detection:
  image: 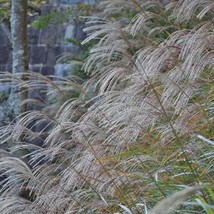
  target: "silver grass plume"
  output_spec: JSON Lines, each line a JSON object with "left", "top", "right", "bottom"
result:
{"left": 0, "top": 0, "right": 213, "bottom": 213}
{"left": 149, "top": 186, "right": 203, "bottom": 214}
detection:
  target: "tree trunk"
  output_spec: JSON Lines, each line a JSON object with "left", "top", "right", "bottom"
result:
{"left": 11, "top": 0, "right": 28, "bottom": 114}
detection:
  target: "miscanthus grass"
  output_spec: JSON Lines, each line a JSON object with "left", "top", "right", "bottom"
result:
{"left": 0, "top": 0, "right": 213, "bottom": 213}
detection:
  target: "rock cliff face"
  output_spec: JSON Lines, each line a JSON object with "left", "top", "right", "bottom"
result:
{"left": 28, "top": 2, "right": 90, "bottom": 78}
{"left": 0, "top": 0, "right": 93, "bottom": 83}
{"left": 0, "top": 0, "right": 93, "bottom": 121}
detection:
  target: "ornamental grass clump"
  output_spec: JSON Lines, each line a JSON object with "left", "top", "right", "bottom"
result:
{"left": 0, "top": 0, "right": 213, "bottom": 213}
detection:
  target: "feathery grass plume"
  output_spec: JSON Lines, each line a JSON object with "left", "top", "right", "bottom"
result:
{"left": 149, "top": 186, "right": 203, "bottom": 214}
{"left": 0, "top": 0, "right": 213, "bottom": 213}
{"left": 170, "top": 0, "right": 214, "bottom": 21}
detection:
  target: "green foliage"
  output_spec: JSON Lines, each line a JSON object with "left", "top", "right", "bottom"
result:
{"left": 31, "top": 10, "right": 67, "bottom": 29}
{"left": 31, "top": 3, "right": 96, "bottom": 29}
{"left": 0, "top": 0, "right": 46, "bottom": 22}
{"left": 196, "top": 188, "right": 214, "bottom": 214}
{"left": 0, "top": 91, "right": 9, "bottom": 102}
{"left": 0, "top": 0, "right": 10, "bottom": 21}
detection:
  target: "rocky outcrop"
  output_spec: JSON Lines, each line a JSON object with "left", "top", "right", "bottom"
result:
{"left": 0, "top": 0, "right": 94, "bottom": 122}
{"left": 28, "top": 1, "right": 91, "bottom": 77}
{"left": 0, "top": 0, "right": 93, "bottom": 84}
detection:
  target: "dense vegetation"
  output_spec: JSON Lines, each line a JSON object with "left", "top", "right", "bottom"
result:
{"left": 0, "top": 0, "right": 213, "bottom": 213}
